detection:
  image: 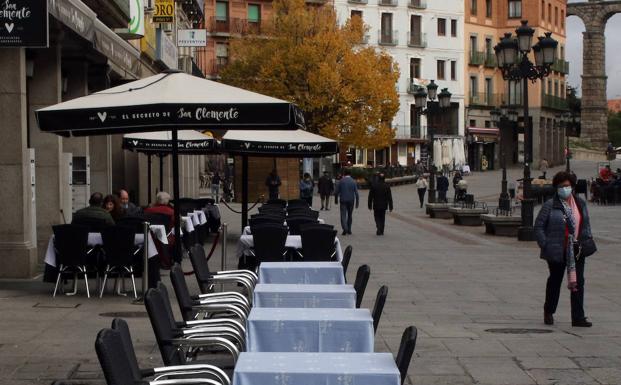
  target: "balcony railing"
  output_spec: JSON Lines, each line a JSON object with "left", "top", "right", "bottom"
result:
{"left": 394, "top": 125, "right": 424, "bottom": 140}
{"left": 551, "top": 59, "right": 569, "bottom": 74}
{"left": 206, "top": 58, "right": 229, "bottom": 78}
{"left": 407, "top": 32, "right": 427, "bottom": 48}
{"left": 378, "top": 30, "right": 398, "bottom": 46}
{"left": 379, "top": 0, "right": 398, "bottom": 6}
{"left": 469, "top": 51, "right": 485, "bottom": 66}
{"left": 348, "top": 0, "right": 368, "bottom": 4}
{"left": 469, "top": 92, "right": 504, "bottom": 107}
{"left": 207, "top": 17, "right": 264, "bottom": 35}
{"left": 542, "top": 94, "right": 569, "bottom": 110}
{"left": 407, "top": 78, "right": 422, "bottom": 94}
{"left": 484, "top": 53, "right": 496, "bottom": 68}
{"left": 408, "top": 0, "right": 426, "bottom": 9}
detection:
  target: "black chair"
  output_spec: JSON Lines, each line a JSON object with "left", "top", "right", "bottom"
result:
{"left": 100, "top": 225, "right": 139, "bottom": 298}
{"left": 341, "top": 245, "right": 353, "bottom": 282}
{"left": 188, "top": 245, "right": 256, "bottom": 301}
{"left": 287, "top": 209, "right": 320, "bottom": 220}
{"left": 266, "top": 199, "right": 287, "bottom": 207}
{"left": 143, "top": 212, "right": 171, "bottom": 229}
{"left": 71, "top": 216, "right": 110, "bottom": 233}
{"left": 116, "top": 216, "right": 147, "bottom": 233}
{"left": 353, "top": 264, "right": 371, "bottom": 308}
{"left": 174, "top": 198, "right": 200, "bottom": 215}
{"left": 395, "top": 326, "right": 418, "bottom": 385}
{"left": 96, "top": 323, "right": 229, "bottom": 385}
{"left": 372, "top": 285, "right": 388, "bottom": 334}
{"left": 251, "top": 223, "right": 289, "bottom": 263}
{"left": 169, "top": 265, "right": 249, "bottom": 326}
{"left": 52, "top": 224, "right": 92, "bottom": 298}
{"left": 111, "top": 318, "right": 231, "bottom": 385}
{"left": 249, "top": 216, "right": 283, "bottom": 227}
{"left": 287, "top": 199, "right": 308, "bottom": 208}
{"left": 144, "top": 288, "right": 240, "bottom": 366}
{"left": 299, "top": 225, "right": 337, "bottom": 261}
{"left": 286, "top": 216, "right": 317, "bottom": 235}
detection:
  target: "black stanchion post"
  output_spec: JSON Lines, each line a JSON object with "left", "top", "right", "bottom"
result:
{"left": 147, "top": 154, "right": 152, "bottom": 204}
{"left": 172, "top": 129, "right": 183, "bottom": 262}
{"left": 241, "top": 155, "right": 249, "bottom": 231}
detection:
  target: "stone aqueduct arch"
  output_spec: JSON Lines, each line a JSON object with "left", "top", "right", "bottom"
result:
{"left": 567, "top": 0, "right": 621, "bottom": 148}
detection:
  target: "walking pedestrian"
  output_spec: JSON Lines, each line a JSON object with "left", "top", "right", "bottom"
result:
{"left": 452, "top": 171, "right": 462, "bottom": 200}
{"left": 368, "top": 173, "right": 393, "bottom": 235}
{"left": 415, "top": 176, "right": 428, "bottom": 208}
{"left": 318, "top": 171, "right": 334, "bottom": 210}
{"left": 265, "top": 169, "right": 282, "bottom": 200}
{"left": 436, "top": 174, "right": 449, "bottom": 203}
{"left": 535, "top": 171, "right": 597, "bottom": 327}
{"left": 211, "top": 172, "right": 221, "bottom": 202}
{"left": 334, "top": 168, "right": 359, "bottom": 235}
{"left": 299, "top": 173, "right": 314, "bottom": 207}
{"left": 539, "top": 158, "right": 549, "bottom": 179}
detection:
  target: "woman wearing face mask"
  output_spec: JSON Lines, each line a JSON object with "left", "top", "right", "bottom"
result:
{"left": 535, "top": 171, "right": 597, "bottom": 327}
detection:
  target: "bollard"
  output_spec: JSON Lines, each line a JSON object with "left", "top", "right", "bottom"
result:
{"left": 142, "top": 221, "right": 150, "bottom": 296}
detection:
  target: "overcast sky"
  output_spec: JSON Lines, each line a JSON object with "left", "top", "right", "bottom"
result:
{"left": 566, "top": 0, "right": 621, "bottom": 98}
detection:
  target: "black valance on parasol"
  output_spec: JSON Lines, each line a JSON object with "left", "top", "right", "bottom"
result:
{"left": 221, "top": 130, "right": 338, "bottom": 157}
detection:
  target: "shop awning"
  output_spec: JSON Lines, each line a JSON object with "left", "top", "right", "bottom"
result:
{"left": 468, "top": 127, "right": 499, "bottom": 136}
{"left": 122, "top": 130, "right": 217, "bottom": 154}
{"left": 221, "top": 129, "right": 338, "bottom": 157}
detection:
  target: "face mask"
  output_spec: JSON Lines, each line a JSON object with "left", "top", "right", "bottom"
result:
{"left": 557, "top": 186, "right": 572, "bottom": 199}
{"left": 122, "top": 203, "right": 129, "bottom": 209}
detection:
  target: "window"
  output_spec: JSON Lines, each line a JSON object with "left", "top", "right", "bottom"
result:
{"left": 485, "top": 77, "right": 492, "bottom": 103}
{"left": 351, "top": 10, "right": 362, "bottom": 19}
{"left": 469, "top": 119, "right": 476, "bottom": 127}
{"left": 508, "top": 80, "right": 522, "bottom": 104}
{"left": 380, "top": 13, "right": 393, "bottom": 43}
{"left": 410, "top": 58, "right": 421, "bottom": 79}
{"left": 548, "top": 3, "right": 551, "bottom": 22}
{"left": 216, "top": 43, "right": 229, "bottom": 68}
{"left": 508, "top": 0, "right": 522, "bottom": 18}
{"left": 437, "top": 60, "right": 445, "bottom": 80}
{"left": 547, "top": 79, "right": 552, "bottom": 95}
{"left": 554, "top": 80, "right": 559, "bottom": 97}
{"left": 470, "top": 0, "right": 477, "bottom": 15}
{"left": 450, "top": 19, "right": 457, "bottom": 37}
{"left": 451, "top": 61, "right": 457, "bottom": 80}
{"left": 554, "top": 6, "right": 558, "bottom": 26}
{"left": 410, "top": 15, "right": 422, "bottom": 45}
{"left": 398, "top": 143, "right": 407, "bottom": 158}
{"left": 561, "top": 10, "right": 565, "bottom": 29}
{"left": 216, "top": 1, "right": 228, "bottom": 21}
{"left": 437, "top": 18, "right": 446, "bottom": 36}
{"left": 484, "top": 120, "right": 491, "bottom": 128}
{"left": 560, "top": 45, "right": 564, "bottom": 60}
{"left": 485, "top": 37, "right": 492, "bottom": 56}
{"left": 469, "top": 76, "right": 478, "bottom": 97}
{"left": 248, "top": 4, "right": 260, "bottom": 23}
{"left": 486, "top": 0, "right": 492, "bottom": 18}
{"left": 541, "top": 0, "right": 545, "bottom": 19}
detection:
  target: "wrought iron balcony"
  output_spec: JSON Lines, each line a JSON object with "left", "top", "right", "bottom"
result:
{"left": 378, "top": 30, "right": 398, "bottom": 46}
{"left": 348, "top": 0, "right": 369, "bottom": 4}
{"left": 408, "top": 0, "right": 427, "bottom": 9}
{"left": 394, "top": 125, "right": 425, "bottom": 140}
{"left": 484, "top": 53, "right": 496, "bottom": 68}
{"left": 551, "top": 59, "right": 569, "bottom": 74}
{"left": 407, "top": 32, "right": 427, "bottom": 48}
{"left": 469, "top": 93, "right": 504, "bottom": 108}
{"left": 379, "top": 0, "right": 398, "bottom": 6}
{"left": 542, "top": 94, "right": 569, "bottom": 110}
{"left": 407, "top": 78, "right": 422, "bottom": 94}
{"left": 469, "top": 51, "right": 485, "bottom": 66}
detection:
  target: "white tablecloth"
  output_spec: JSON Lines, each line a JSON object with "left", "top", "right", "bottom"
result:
{"left": 149, "top": 224, "right": 168, "bottom": 245}
{"left": 181, "top": 216, "right": 194, "bottom": 233}
{"left": 258, "top": 262, "right": 345, "bottom": 284}
{"left": 236, "top": 235, "right": 343, "bottom": 261}
{"left": 242, "top": 219, "right": 325, "bottom": 235}
{"left": 253, "top": 284, "right": 356, "bottom": 308}
{"left": 233, "top": 352, "right": 400, "bottom": 385}
{"left": 193, "top": 210, "right": 207, "bottom": 225}
{"left": 246, "top": 308, "right": 373, "bottom": 353}
{"left": 44, "top": 232, "right": 158, "bottom": 267}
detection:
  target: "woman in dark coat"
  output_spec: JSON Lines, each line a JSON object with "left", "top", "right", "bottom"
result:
{"left": 535, "top": 171, "right": 596, "bottom": 327}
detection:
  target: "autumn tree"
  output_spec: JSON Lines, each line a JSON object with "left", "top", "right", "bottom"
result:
{"left": 220, "top": 0, "right": 400, "bottom": 149}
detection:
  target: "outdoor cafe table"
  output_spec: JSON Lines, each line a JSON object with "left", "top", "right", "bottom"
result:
{"left": 181, "top": 216, "right": 195, "bottom": 233}
{"left": 253, "top": 284, "right": 356, "bottom": 308}
{"left": 246, "top": 307, "right": 373, "bottom": 352}
{"left": 233, "top": 352, "right": 400, "bottom": 385}
{"left": 236, "top": 235, "right": 343, "bottom": 261}
{"left": 44, "top": 232, "right": 158, "bottom": 267}
{"left": 258, "top": 262, "right": 345, "bottom": 284}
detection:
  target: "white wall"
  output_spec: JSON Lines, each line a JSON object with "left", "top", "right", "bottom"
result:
{"left": 335, "top": 0, "right": 465, "bottom": 139}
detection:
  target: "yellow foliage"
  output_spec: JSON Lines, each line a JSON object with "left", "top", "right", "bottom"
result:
{"left": 220, "top": 0, "right": 400, "bottom": 149}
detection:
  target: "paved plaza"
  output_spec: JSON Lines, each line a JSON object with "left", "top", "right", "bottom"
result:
{"left": 0, "top": 160, "right": 620, "bottom": 385}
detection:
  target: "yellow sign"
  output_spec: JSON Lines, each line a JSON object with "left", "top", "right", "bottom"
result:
{"left": 140, "top": 16, "right": 157, "bottom": 60}
{"left": 154, "top": 0, "right": 175, "bottom": 23}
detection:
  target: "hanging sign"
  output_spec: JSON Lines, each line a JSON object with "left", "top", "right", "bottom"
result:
{"left": 177, "top": 28, "right": 206, "bottom": 47}
{"left": 0, "top": 0, "right": 48, "bottom": 47}
{"left": 153, "top": 0, "right": 174, "bottom": 23}
{"left": 128, "top": 0, "right": 145, "bottom": 37}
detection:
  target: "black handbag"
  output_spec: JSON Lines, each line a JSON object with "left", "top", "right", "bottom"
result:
{"left": 579, "top": 237, "right": 597, "bottom": 258}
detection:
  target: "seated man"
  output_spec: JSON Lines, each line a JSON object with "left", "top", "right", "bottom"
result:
{"left": 599, "top": 165, "right": 613, "bottom": 182}
{"left": 72, "top": 192, "right": 115, "bottom": 228}
{"left": 117, "top": 189, "right": 142, "bottom": 217}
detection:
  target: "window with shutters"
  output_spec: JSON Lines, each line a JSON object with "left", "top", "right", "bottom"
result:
{"left": 437, "top": 18, "right": 446, "bottom": 36}
{"left": 437, "top": 60, "right": 445, "bottom": 80}
{"left": 508, "top": 0, "right": 521, "bottom": 18}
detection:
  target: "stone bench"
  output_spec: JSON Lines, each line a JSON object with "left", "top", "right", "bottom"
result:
{"left": 426, "top": 203, "right": 452, "bottom": 219}
{"left": 481, "top": 214, "right": 522, "bottom": 237}
{"left": 448, "top": 207, "right": 489, "bottom": 226}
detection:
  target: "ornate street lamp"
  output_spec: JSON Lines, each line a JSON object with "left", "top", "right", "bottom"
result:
{"left": 558, "top": 111, "right": 576, "bottom": 172}
{"left": 491, "top": 105, "right": 518, "bottom": 213}
{"left": 415, "top": 80, "right": 452, "bottom": 204}
{"left": 494, "top": 20, "right": 558, "bottom": 241}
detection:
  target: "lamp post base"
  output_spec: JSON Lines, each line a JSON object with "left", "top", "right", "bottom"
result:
{"left": 518, "top": 198, "right": 536, "bottom": 241}
{"left": 428, "top": 188, "right": 437, "bottom": 204}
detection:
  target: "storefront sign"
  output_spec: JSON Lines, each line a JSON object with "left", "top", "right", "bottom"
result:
{"left": 123, "top": 137, "right": 215, "bottom": 153}
{"left": 177, "top": 28, "right": 206, "bottom": 47}
{"left": 48, "top": 0, "right": 96, "bottom": 41}
{"left": 153, "top": 0, "right": 174, "bottom": 23}
{"left": 93, "top": 19, "right": 140, "bottom": 78}
{"left": 0, "top": 0, "right": 48, "bottom": 47}
{"left": 156, "top": 28, "right": 178, "bottom": 69}
{"left": 128, "top": 0, "right": 144, "bottom": 37}
{"left": 140, "top": 15, "right": 156, "bottom": 60}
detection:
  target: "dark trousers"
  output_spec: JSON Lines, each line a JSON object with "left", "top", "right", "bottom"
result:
{"left": 438, "top": 190, "right": 447, "bottom": 203}
{"left": 303, "top": 196, "right": 313, "bottom": 207}
{"left": 374, "top": 209, "right": 386, "bottom": 234}
{"left": 340, "top": 201, "right": 354, "bottom": 233}
{"left": 417, "top": 188, "right": 427, "bottom": 208}
{"left": 544, "top": 256, "right": 586, "bottom": 321}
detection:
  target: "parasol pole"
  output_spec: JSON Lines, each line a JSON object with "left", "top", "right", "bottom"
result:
{"left": 147, "top": 154, "right": 152, "bottom": 204}
{"left": 171, "top": 128, "right": 182, "bottom": 263}
{"left": 159, "top": 154, "right": 164, "bottom": 192}
{"left": 241, "top": 155, "right": 249, "bottom": 231}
